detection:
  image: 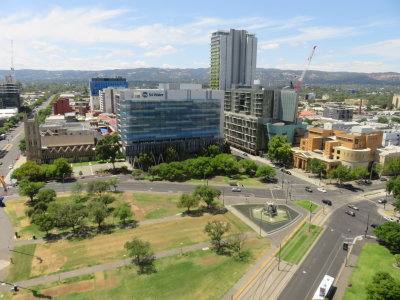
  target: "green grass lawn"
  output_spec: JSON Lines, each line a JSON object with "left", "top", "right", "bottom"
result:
{"left": 131, "top": 193, "right": 182, "bottom": 220}
{"left": 5, "top": 244, "right": 37, "bottom": 282}
{"left": 187, "top": 175, "right": 265, "bottom": 186}
{"left": 278, "top": 222, "right": 323, "bottom": 264}
{"left": 292, "top": 200, "right": 318, "bottom": 212}
{"left": 4, "top": 237, "right": 269, "bottom": 300}
{"left": 343, "top": 243, "right": 400, "bottom": 300}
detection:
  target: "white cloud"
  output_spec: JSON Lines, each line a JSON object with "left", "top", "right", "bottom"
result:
{"left": 144, "top": 45, "right": 180, "bottom": 58}
{"left": 355, "top": 39, "right": 400, "bottom": 59}
{"left": 192, "top": 61, "right": 209, "bottom": 67}
{"left": 260, "top": 43, "right": 279, "bottom": 50}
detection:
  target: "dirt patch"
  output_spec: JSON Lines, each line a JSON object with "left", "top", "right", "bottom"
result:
{"left": 20, "top": 218, "right": 30, "bottom": 228}
{"left": 96, "top": 275, "right": 121, "bottom": 290}
{"left": 31, "top": 243, "right": 67, "bottom": 277}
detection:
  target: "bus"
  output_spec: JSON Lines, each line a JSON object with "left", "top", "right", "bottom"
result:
{"left": 312, "top": 275, "right": 334, "bottom": 300}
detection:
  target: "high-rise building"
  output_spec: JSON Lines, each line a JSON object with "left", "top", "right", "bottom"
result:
{"left": 210, "top": 29, "right": 257, "bottom": 90}
{"left": 0, "top": 75, "right": 21, "bottom": 109}
{"left": 89, "top": 77, "right": 128, "bottom": 111}
{"left": 116, "top": 88, "right": 224, "bottom": 162}
{"left": 224, "top": 88, "right": 300, "bottom": 154}
{"left": 53, "top": 98, "right": 71, "bottom": 115}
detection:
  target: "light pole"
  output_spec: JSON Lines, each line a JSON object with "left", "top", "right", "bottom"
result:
{"left": 364, "top": 212, "right": 370, "bottom": 238}
{"left": 308, "top": 199, "right": 312, "bottom": 232}
{"left": 281, "top": 171, "right": 285, "bottom": 188}
{"left": 259, "top": 208, "right": 263, "bottom": 236}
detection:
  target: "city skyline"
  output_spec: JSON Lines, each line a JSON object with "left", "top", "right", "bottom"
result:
{"left": 0, "top": 0, "right": 399, "bottom": 72}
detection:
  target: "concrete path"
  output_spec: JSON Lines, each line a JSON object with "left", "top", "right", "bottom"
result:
{"left": 0, "top": 232, "right": 258, "bottom": 292}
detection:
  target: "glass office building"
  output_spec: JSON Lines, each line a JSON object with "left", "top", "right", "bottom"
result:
{"left": 116, "top": 89, "right": 224, "bottom": 160}
{"left": 89, "top": 77, "right": 128, "bottom": 97}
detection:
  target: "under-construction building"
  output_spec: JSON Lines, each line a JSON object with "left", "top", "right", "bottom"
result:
{"left": 0, "top": 75, "right": 21, "bottom": 109}
{"left": 224, "top": 88, "right": 300, "bottom": 154}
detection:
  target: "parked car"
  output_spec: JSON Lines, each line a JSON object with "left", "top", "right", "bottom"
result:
{"left": 317, "top": 187, "right": 327, "bottom": 193}
{"left": 380, "top": 177, "right": 387, "bottom": 181}
{"left": 377, "top": 198, "right": 387, "bottom": 204}
{"left": 231, "top": 187, "right": 241, "bottom": 192}
{"left": 383, "top": 216, "right": 395, "bottom": 222}
{"left": 0, "top": 162, "right": 3, "bottom": 165}
{"left": 348, "top": 204, "right": 359, "bottom": 210}
{"left": 370, "top": 224, "right": 379, "bottom": 228}
{"left": 242, "top": 153, "right": 248, "bottom": 157}
{"left": 281, "top": 169, "right": 291, "bottom": 175}
{"left": 345, "top": 210, "right": 356, "bottom": 217}
{"left": 322, "top": 199, "right": 332, "bottom": 206}
{"left": 305, "top": 186, "right": 313, "bottom": 192}
{"left": 8, "top": 165, "right": 12, "bottom": 169}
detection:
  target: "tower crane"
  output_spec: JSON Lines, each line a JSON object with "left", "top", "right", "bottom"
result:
{"left": 294, "top": 45, "right": 317, "bottom": 90}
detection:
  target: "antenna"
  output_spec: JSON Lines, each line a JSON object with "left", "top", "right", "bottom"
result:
{"left": 10, "top": 40, "right": 15, "bottom": 82}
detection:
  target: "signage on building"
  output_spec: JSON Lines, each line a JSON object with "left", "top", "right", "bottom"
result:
{"left": 141, "top": 91, "right": 164, "bottom": 98}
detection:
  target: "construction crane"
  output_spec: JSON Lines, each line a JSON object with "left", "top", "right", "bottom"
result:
{"left": 294, "top": 45, "right": 317, "bottom": 90}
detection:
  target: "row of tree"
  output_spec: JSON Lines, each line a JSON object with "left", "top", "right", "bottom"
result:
{"left": 12, "top": 158, "right": 73, "bottom": 182}
{"left": 20, "top": 178, "right": 131, "bottom": 236}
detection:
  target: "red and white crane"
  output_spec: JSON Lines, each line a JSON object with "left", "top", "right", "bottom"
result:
{"left": 294, "top": 45, "right": 317, "bottom": 90}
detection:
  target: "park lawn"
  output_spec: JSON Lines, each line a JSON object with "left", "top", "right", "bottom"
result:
{"left": 127, "top": 193, "right": 182, "bottom": 221}
{"left": 18, "top": 211, "right": 253, "bottom": 280}
{"left": 5, "top": 244, "right": 37, "bottom": 282}
{"left": 343, "top": 243, "right": 400, "bottom": 300}
{"left": 292, "top": 200, "right": 318, "bottom": 212}
{"left": 6, "top": 237, "right": 269, "bottom": 300}
{"left": 278, "top": 222, "right": 323, "bottom": 264}
{"left": 187, "top": 175, "right": 265, "bottom": 186}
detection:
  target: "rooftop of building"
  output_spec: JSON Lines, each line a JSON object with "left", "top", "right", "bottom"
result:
{"left": 42, "top": 135, "right": 95, "bottom": 147}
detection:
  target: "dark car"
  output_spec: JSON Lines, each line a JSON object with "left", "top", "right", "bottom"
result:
{"left": 377, "top": 198, "right": 387, "bottom": 204}
{"left": 281, "top": 169, "right": 291, "bottom": 175}
{"left": 380, "top": 177, "right": 388, "bottom": 181}
{"left": 370, "top": 224, "right": 379, "bottom": 228}
{"left": 305, "top": 186, "right": 313, "bottom": 192}
{"left": 345, "top": 210, "right": 356, "bottom": 217}
{"left": 322, "top": 199, "right": 332, "bottom": 206}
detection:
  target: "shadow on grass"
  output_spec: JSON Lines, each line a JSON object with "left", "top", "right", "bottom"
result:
{"left": 182, "top": 207, "right": 228, "bottom": 218}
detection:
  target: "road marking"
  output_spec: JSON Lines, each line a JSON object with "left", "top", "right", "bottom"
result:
{"left": 11, "top": 130, "right": 23, "bottom": 143}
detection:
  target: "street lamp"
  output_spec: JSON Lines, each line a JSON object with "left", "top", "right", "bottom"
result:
{"left": 259, "top": 208, "right": 263, "bottom": 236}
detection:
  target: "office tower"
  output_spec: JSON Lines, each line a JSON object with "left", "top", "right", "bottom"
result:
{"left": 116, "top": 88, "right": 224, "bottom": 162}
{"left": 210, "top": 29, "right": 257, "bottom": 90}
{"left": 89, "top": 77, "right": 128, "bottom": 111}
{"left": 0, "top": 75, "right": 21, "bottom": 109}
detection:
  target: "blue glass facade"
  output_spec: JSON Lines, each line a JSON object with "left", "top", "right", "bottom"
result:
{"left": 89, "top": 78, "right": 128, "bottom": 97}
{"left": 118, "top": 99, "right": 221, "bottom": 144}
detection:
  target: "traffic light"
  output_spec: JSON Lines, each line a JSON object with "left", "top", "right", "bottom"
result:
{"left": 343, "top": 242, "right": 349, "bottom": 251}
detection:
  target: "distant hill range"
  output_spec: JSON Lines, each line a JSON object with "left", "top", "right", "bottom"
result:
{"left": 0, "top": 68, "right": 399, "bottom": 86}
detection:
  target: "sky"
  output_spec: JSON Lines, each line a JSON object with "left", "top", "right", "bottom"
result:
{"left": 0, "top": 0, "right": 399, "bottom": 73}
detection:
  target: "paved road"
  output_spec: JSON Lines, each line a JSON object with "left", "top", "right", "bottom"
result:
{"left": 277, "top": 200, "right": 383, "bottom": 300}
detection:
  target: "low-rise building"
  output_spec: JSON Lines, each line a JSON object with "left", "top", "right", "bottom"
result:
{"left": 392, "top": 94, "right": 400, "bottom": 110}
{"left": 323, "top": 107, "right": 353, "bottom": 121}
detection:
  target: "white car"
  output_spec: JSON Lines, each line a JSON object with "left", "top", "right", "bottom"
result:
{"left": 8, "top": 165, "right": 13, "bottom": 169}
{"left": 231, "top": 187, "right": 241, "bottom": 192}
{"left": 317, "top": 187, "right": 327, "bottom": 193}
{"left": 383, "top": 216, "right": 395, "bottom": 222}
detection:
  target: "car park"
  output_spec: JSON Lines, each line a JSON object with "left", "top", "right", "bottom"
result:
{"left": 345, "top": 210, "right": 356, "bottom": 217}
{"left": 377, "top": 198, "right": 387, "bottom": 204}
{"left": 348, "top": 204, "right": 359, "bottom": 210}
{"left": 305, "top": 186, "right": 313, "bottom": 192}
{"left": 231, "top": 187, "right": 241, "bottom": 192}
{"left": 322, "top": 199, "right": 332, "bottom": 206}
{"left": 383, "top": 216, "right": 395, "bottom": 222}
{"left": 317, "top": 187, "right": 327, "bottom": 193}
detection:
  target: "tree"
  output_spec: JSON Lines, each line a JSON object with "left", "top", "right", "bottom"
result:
{"left": 125, "top": 238, "right": 153, "bottom": 265}
{"left": 391, "top": 117, "right": 400, "bottom": 123}
{"left": 113, "top": 202, "right": 134, "bottom": 224}
{"left": 95, "top": 134, "right": 122, "bottom": 169}
{"left": 267, "top": 136, "right": 292, "bottom": 165}
{"left": 11, "top": 161, "right": 45, "bottom": 182}
{"left": 164, "top": 146, "right": 179, "bottom": 163}
{"left": 177, "top": 193, "right": 200, "bottom": 213}
{"left": 193, "top": 185, "right": 221, "bottom": 209}
{"left": 307, "top": 159, "right": 325, "bottom": 179}
{"left": 239, "top": 159, "right": 259, "bottom": 176}
{"left": 211, "top": 154, "right": 239, "bottom": 176}
{"left": 378, "top": 116, "right": 389, "bottom": 124}
{"left": 157, "top": 162, "right": 186, "bottom": 181}
{"left": 89, "top": 201, "right": 109, "bottom": 228}
{"left": 204, "top": 220, "right": 231, "bottom": 253}
{"left": 53, "top": 158, "right": 73, "bottom": 180}
{"left": 136, "top": 152, "right": 153, "bottom": 171}
{"left": 32, "top": 212, "right": 55, "bottom": 235}
{"left": 328, "top": 165, "right": 354, "bottom": 185}
{"left": 18, "top": 181, "right": 45, "bottom": 202}
{"left": 201, "top": 144, "right": 222, "bottom": 158}
{"left": 99, "top": 193, "right": 116, "bottom": 206}
{"left": 395, "top": 254, "right": 400, "bottom": 267}
{"left": 36, "top": 188, "right": 56, "bottom": 204}
{"left": 351, "top": 166, "right": 369, "bottom": 181}
{"left": 47, "top": 202, "right": 87, "bottom": 232}
{"left": 366, "top": 271, "right": 400, "bottom": 300}
{"left": 107, "top": 177, "right": 120, "bottom": 192}
{"left": 256, "top": 165, "right": 276, "bottom": 180}
{"left": 86, "top": 180, "right": 110, "bottom": 196}
{"left": 71, "top": 182, "right": 87, "bottom": 202}
{"left": 19, "top": 138, "right": 26, "bottom": 152}
{"left": 385, "top": 157, "right": 400, "bottom": 176}
{"left": 222, "top": 142, "right": 231, "bottom": 154}
{"left": 386, "top": 176, "right": 400, "bottom": 200}
{"left": 183, "top": 157, "right": 214, "bottom": 179}
{"left": 374, "top": 222, "right": 400, "bottom": 253}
